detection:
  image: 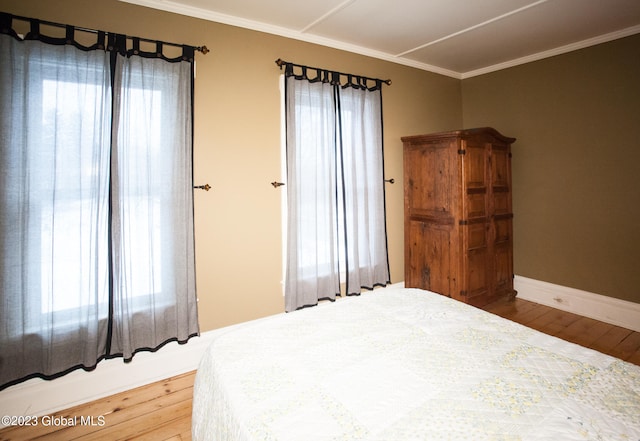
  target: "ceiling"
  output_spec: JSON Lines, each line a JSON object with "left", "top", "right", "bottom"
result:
{"left": 120, "top": 0, "right": 640, "bottom": 78}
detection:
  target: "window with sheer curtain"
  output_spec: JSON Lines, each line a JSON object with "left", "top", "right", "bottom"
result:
{"left": 282, "top": 64, "right": 391, "bottom": 312}
{"left": 0, "top": 14, "right": 199, "bottom": 391}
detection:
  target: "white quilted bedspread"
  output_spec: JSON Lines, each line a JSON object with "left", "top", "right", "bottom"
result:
{"left": 192, "top": 286, "right": 640, "bottom": 440}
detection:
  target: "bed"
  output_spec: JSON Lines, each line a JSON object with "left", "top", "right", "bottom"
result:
{"left": 192, "top": 285, "right": 640, "bottom": 440}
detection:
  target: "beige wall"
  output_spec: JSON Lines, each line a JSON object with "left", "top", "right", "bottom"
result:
{"left": 462, "top": 34, "right": 640, "bottom": 304}
{"left": 7, "top": 0, "right": 636, "bottom": 331}
{"left": 1, "top": 0, "right": 462, "bottom": 331}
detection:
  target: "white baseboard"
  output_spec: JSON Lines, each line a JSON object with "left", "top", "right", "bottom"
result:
{"left": 0, "top": 331, "right": 218, "bottom": 426}
{"left": 514, "top": 275, "right": 640, "bottom": 333}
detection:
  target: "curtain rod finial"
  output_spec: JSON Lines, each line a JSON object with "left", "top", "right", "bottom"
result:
{"left": 198, "top": 45, "right": 209, "bottom": 55}
{"left": 275, "top": 58, "right": 285, "bottom": 68}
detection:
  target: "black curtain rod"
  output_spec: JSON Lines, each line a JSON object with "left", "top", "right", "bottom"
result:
{"left": 2, "top": 12, "right": 209, "bottom": 54}
{"left": 275, "top": 58, "right": 391, "bottom": 87}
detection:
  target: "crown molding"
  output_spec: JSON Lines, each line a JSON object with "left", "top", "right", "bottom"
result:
{"left": 461, "top": 24, "right": 640, "bottom": 79}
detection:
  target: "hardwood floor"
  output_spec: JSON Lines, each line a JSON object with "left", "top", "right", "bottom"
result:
{"left": 0, "top": 371, "right": 196, "bottom": 441}
{"left": 483, "top": 297, "right": 640, "bottom": 365}
{"left": 1, "top": 297, "right": 639, "bottom": 440}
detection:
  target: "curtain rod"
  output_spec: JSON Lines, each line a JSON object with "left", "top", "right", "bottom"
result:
{"left": 3, "top": 12, "right": 209, "bottom": 54}
{"left": 275, "top": 58, "right": 391, "bottom": 87}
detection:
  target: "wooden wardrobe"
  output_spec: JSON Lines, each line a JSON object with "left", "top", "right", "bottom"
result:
{"left": 401, "top": 127, "right": 516, "bottom": 307}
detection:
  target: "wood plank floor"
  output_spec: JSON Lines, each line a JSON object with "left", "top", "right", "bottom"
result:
{"left": 483, "top": 297, "right": 640, "bottom": 365}
{"left": 1, "top": 297, "right": 639, "bottom": 440}
{"left": 0, "top": 371, "right": 196, "bottom": 441}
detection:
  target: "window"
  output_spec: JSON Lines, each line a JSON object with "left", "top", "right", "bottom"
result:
{"left": 0, "top": 19, "right": 199, "bottom": 391}
{"left": 281, "top": 65, "right": 390, "bottom": 312}
{"left": 16, "top": 48, "right": 112, "bottom": 335}
{"left": 280, "top": 77, "right": 345, "bottom": 281}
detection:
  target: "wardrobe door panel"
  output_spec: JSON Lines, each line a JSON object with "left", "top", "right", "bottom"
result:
{"left": 406, "top": 221, "right": 452, "bottom": 295}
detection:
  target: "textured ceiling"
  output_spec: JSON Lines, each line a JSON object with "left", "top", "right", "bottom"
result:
{"left": 120, "top": 0, "right": 640, "bottom": 78}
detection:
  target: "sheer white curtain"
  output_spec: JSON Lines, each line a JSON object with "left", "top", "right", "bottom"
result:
{"left": 0, "top": 21, "right": 199, "bottom": 390}
{"left": 110, "top": 53, "right": 198, "bottom": 359}
{"left": 0, "top": 36, "right": 112, "bottom": 385}
{"left": 338, "top": 86, "right": 390, "bottom": 294}
{"left": 285, "top": 80, "right": 340, "bottom": 311}
{"left": 284, "top": 73, "right": 390, "bottom": 312}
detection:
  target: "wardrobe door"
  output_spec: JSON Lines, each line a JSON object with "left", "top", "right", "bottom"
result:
{"left": 403, "top": 138, "right": 458, "bottom": 296}
{"left": 460, "top": 139, "right": 491, "bottom": 306}
{"left": 491, "top": 142, "right": 514, "bottom": 299}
